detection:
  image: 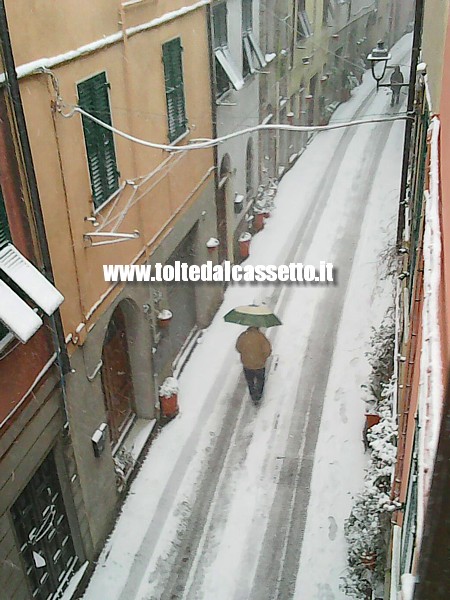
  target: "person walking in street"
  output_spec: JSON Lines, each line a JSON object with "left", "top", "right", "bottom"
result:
{"left": 390, "top": 65, "right": 404, "bottom": 106}
{"left": 236, "top": 326, "right": 272, "bottom": 405}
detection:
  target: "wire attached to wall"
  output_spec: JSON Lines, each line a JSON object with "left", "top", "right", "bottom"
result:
{"left": 59, "top": 102, "right": 410, "bottom": 153}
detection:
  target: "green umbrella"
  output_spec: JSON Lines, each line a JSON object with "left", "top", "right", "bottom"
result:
{"left": 224, "top": 304, "right": 282, "bottom": 327}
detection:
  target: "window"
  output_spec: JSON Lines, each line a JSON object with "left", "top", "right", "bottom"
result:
{"left": 323, "top": 0, "right": 334, "bottom": 26}
{"left": 242, "top": 0, "right": 267, "bottom": 78}
{"left": 242, "top": 0, "right": 253, "bottom": 31}
{"left": 213, "top": 2, "right": 244, "bottom": 95}
{"left": 0, "top": 188, "right": 11, "bottom": 250}
{"left": 11, "top": 452, "right": 78, "bottom": 600}
{"left": 77, "top": 72, "right": 119, "bottom": 210}
{"left": 0, "top": 190, "right": 64, "bottom": 345}
{"left": 0, "top": 192, "right": 10, "bottom": 251}
{"left": 162, "top": 38, "right": 188, "bottom": 142}
{"left": 297, "top": 0, "right": 313, "bottom": 41}
{"left": 213, "top": 2, "right": 228, "bottom": 48}
{"left": 246, "top": 138, "right": 253, "bottom": 197}
{"left": 0, "top": 191, "right": 11, "bottom": 342}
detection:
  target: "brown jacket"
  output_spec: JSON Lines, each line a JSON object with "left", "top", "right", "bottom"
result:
{"left": 236, "top": 327, "right": 272, "bottom": 370}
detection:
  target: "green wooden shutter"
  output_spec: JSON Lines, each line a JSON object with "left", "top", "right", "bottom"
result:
{"left": 78, "top": 72, "right": 119, "bottom": 209}
{"left": 0, "top": 189, "right": 11, "bottom": 250}
{"left": 162, "top": 38, "right": 187, "bottom": 142}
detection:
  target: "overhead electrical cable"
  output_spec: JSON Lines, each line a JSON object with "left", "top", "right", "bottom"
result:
{"left": 60, "top": 104, "right": 410, "bottom": 153}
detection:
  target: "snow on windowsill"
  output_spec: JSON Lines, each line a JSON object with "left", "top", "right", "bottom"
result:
{"left": 122, "top": 418, "right": 157, "bottom": 462}
{"left": 59, "top": 561, "right": 89, "bottom": 600}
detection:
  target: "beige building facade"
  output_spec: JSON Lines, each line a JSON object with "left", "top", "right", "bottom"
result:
{"left": 0, "top": 1, "right": 222, "bottom": 598}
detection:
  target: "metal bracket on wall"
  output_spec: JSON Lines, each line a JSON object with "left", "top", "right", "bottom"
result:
{"left": 83, "top": 230, "right": 140, "bottom": 247}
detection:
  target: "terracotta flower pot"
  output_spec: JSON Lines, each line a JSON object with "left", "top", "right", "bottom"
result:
{"left": 157, "top": 309, "right": 172, "bottom": 329}
{"left": 238, "top": 232, "right": 252, "bottom": 259}
{"left": 361, "top": 552, "right": 377, "bottom": 570}
{"left": 365, "top": 414, "right": 381, "bottom": 429}
{"left": 254, "top": 212, "right": 265, "bottom": 232}
{"left": 239, "top": 240, "right": 250, "bottom": 258}
{"left": 160, "top": 393, "right": 179, "bottom": 419}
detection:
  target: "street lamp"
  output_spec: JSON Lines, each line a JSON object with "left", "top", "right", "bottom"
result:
{"left": 367, "top": 41, "right": 392, "bottom": 89}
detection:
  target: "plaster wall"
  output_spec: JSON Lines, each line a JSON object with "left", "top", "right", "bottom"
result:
{"left": 422, "top": 0, "right": 449, "bottom": 113}
{"left": 9, "top": 3, "right": 215, "bottom": 348}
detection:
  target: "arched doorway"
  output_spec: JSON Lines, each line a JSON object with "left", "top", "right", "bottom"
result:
{"left": 101, "top": 303, "right": 135, "bottom": 446}
{"left": 216, "top": 154, "right": 230, "bottom": 264}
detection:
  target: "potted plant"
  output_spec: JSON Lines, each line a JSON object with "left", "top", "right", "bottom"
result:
{"left": 206, "top": 237, "right": 220, "bottom": 253}
{"left": 157, "top": 309, "right": 172, "bottom": 329}
{"left": 253, "top": 209, "right": 265, "bottom": 232}
{"left": 238, "top": 231, "right": 252, "bottom": 259}
{"left": 234, "top": 194, "right": 244, "bottom": 214}
{"left": 360, "top": 551, "right": 377, "bottom": 570}
{"left": 365, "top": 413, "right": 381, "bottom": 429}
{"left": 159, "top": 376, "right": 179, "bottom": 419}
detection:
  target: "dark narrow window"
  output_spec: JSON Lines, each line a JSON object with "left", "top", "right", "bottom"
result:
{"left": 77, "top": 72, "right": 119, "bottom": 210}
{"left": 162, "top": 38, "right": 187, "bottom": 143}
{"left": 242, "top": 0, "right": 253, "bottom": 78}
{"left": 323, "top": 0, "right": 333, "bottom": 26}
{"left": 242, "top": 0, "right": 253, "bottom": 32}
{"left": 213, "top": 2, "right": 246, "bottom": 96}
{"left": 213, "top": 2, "right": 228, "bottom": 48}
{"left": 0, "top": 190, "right": 11, "bottom": 341}
{"left": 246, "top": 139, "right": 253, "bottom": 197}
{"left": 242, "top": 0, "right": 266, "bottom": 79}
{"left": 214, "top": 2, "right": 231, "bottom": 96}
{"left": 0, "top": 188, "right": 11, "bottom": 250}
{"left": 297, "top": 0, "right": 313, "bottom": 41}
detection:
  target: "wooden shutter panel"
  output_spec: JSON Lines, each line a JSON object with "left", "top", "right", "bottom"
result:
{"left": 163, "top": 38, "right": 187, "bottom": 142}
{"left": 0, "top": 190, "right": 11, "bottom": 250}
{"left": 78, "top": 73, "right": 119, "bottom": 209}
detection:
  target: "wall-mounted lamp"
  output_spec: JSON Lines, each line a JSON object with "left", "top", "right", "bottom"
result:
{"left": 367, "top": 41, "right": 392, "bottom": 89}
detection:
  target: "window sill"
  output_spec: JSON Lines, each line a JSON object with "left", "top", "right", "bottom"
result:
{"left": 242, "top": 72, "right": 256, "bottom": 86}
{"left": 121, "top": 417, "right": 157, "bottom": 462}
{"left": 216, "top": 88, "right": 233, "bottom": 104}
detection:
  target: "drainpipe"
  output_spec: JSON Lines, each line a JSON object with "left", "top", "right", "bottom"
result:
{"left": 0, "top": 1, "right": 70, "bottom": 379}
{"left": 396, "top": 0, "right": 425, "bottom": 247}
{"left": 206, "top": 4, "right": 223, "bottom": 262}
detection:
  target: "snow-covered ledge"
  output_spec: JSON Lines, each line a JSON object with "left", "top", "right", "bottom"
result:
{"left": 417, "top": 117, "right": 444, "bottom": 548}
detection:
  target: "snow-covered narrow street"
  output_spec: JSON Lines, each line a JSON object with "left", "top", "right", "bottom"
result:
{"left": 82, "top": 34, "right": 411, "bottom": 600}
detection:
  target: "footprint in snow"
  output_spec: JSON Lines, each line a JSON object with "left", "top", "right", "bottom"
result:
{"left": 339, "top": 403, "right": 348, "bottom": 424}
{"left": 328, "top": 516, "right": 338, "bottom": 541}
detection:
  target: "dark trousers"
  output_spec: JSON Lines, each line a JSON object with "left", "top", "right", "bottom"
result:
{"left": 243, "top": 368, "right": 266, "bottom": 404}
{"left": 391, "top": 87, "right": 401, "bottom": 105}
